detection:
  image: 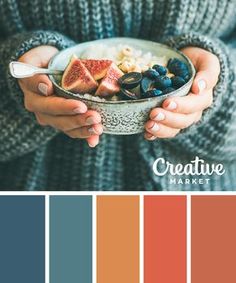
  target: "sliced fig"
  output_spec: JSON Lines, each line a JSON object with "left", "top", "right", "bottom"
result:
{"left": 95, "top": 63, "right": 124, "bottom": 96}
{"left": 61, "top": 55, "right": 98, "bottom": 94}
{"left": 81, "top": 59, "right": 113, "bottom": 80}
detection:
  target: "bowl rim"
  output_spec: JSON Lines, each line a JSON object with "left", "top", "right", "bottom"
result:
{"left": 49, "top": 37, "right": 196, "bottom": 105}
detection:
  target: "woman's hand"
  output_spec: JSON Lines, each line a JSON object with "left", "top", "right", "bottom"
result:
{"left": 145, "top": 47, "right": 220, "bottom": 140}
{"left": 18, "top": 46, "right": 102, "bottom": 147}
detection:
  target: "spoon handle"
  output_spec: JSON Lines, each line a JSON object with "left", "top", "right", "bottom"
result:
{"left": 9, "top": 61, "right": 63, "bottom": 79}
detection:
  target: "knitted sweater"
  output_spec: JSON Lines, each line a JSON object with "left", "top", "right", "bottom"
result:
{"left": 0, "top": 0, "right": 236, "bottom": 191}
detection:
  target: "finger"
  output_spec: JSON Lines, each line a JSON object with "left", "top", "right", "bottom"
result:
{"left": 149, "top": 108, "right": 202, "bottom": 129}
{"left": 19, "top": 45, "right": 59, "bottom": 67}
{"left": 86, "top": 135, "right": 100, "bottom": 147}
{"left": 24, "top": 91, "right": 88, "bottom": 115}
{"left": 19, "top": 74, "right": 54, "bottom": 96}
{"left": 162, "top": 90, "right": 213, "bottom": 114}
{"left": 144, "top": 132, "right": 157, "bottom": 141}
{"left": 65, "top": 124, "right": 103, "bottom": 139}
{"left": 145, "top": 120, "right": 180, "bottom": 138}
{"left": 36, "top": 111, "right": 102, "bottom": 131}
{"left": 191, "top": 54, "right": 220, "bottom": 94}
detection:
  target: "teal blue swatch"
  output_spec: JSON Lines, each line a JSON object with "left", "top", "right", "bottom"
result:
{"left": 50, "top": 196, "right": 92, "bottom": 283}
{"left": 0, "top": 196, "right": 45, "bottom": 283}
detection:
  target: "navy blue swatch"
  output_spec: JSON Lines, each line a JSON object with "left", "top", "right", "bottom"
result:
{"left": 50, "top": 196, "right": 92, "bottom": 283}
{"left": 0, "top": 196, "right": 45, "bottom": 283}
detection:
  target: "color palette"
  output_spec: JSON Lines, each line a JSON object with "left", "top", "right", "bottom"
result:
{"left": 0, "top": 194, "right": 236, "bottom": 283}
{"left": 144, "top": 196, "right": 186, "bottom": 283}
{"left": 0, "top": 196, "right": 45, "bottom": 283}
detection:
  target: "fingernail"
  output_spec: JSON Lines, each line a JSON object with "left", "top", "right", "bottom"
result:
{"left": 88, "top": 126, "right": 101, "bottom": 135}
{"left": 86, "top": 116, "right": 98, "bottom": 125}
{"left": 198, "top": 79, "right": 206, "bottom": 93}
{"left": 147, "top": 135, "right": 156, "bottom": 141}
{"left": 38, "top": 83, "right": 48, "bottom": 96}
{"left": 166, "top": 101, "right": 177, "bottom": 110}
{"left": 149, "top": 122, "right": 160, "bottom": 133}
{"left": 88, "top": 141, "right": 98, "bottom": 148}
{"left": 73, "top": 106, "right": 87, "bottom": 114}
{"left": 88, "top": 127, "right": 96, "bottom": 134}
{"left": 153, "top": 112, "right": 165, "bottom": 121}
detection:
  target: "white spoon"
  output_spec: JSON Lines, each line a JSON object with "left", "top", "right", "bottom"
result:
{"left": 9, "top": 61, "right": 63, "bottom": 79}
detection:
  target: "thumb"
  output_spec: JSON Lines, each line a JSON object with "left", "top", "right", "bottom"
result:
{"left": 20, "top": 74, "right": 54, "bottom": 96}
{"left": 19, "top": 46, "right": 58, "bottom": 96}
{"left": 191, "top": 53, "right": 220, "bottom": 95}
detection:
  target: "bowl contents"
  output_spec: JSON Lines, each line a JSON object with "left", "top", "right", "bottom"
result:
{"left": 60, "top": 44, "right": 191, "bottom": 101}
{"left": 80, "top": 44, "right": 166, "bottom": 73}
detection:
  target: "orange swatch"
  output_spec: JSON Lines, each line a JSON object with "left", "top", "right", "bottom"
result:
{"left": 192, "top": 196, "right": 236, "bottom": 283}
{"left": 97, "top": 196, "right": 139, "bottom": 283}
{"left": 144, "top": 196, "right": 187, "bottom": 283}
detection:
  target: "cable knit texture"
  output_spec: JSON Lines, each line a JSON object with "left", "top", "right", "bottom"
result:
{"left": 0, "top": 0, "right": 236, "bottom": 191}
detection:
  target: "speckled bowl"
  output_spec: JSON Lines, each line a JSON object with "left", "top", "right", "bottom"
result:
{"left": 49, "top": 37, "right": 195, "bottom": 135}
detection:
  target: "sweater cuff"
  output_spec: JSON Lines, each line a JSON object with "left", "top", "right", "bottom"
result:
{"left": 5, "top": 30, "right": 75, "bottom": 114}
{"left": 164, "top": 32, "right": 232, "bottom": 129}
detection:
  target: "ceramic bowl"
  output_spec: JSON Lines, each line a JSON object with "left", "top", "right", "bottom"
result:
{"left": 49, "top": 37, "right": 195, "bottom": 135}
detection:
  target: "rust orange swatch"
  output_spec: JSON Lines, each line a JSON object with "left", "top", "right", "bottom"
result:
{"left": 144, "top": 196, "right": 187, "bottom": 283}
{"left": 97, "top": 196, "right": 139, "bottom": 283}
{"left": 192, "top": 196, "right": 236, "bottom": 283}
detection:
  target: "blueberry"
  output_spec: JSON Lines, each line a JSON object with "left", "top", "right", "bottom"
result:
{"left": 162, "top": 87, "right": 175, "bottom": 94}
{"left": 142, "top": 89, "right": 163, "bottom": 98}
{"left": 171, "top": 76, "right": 186, "bottom": 88}
{"left": 154, "top": 75, "right": 172, "bottom": 90}
{"left": 118, "top": 72, "right": 142, "bottom": 89}
{"left": 143, "top": 69, "right": 160, "bottom": 79}
{"left": 167, "top": 58, "right": 189, "bottom": 79}
{"left": 140, "top": 77, "right": 154, "bottom": 93}
{"left": 152, "top": 64, "right": 167, "bottom": 75}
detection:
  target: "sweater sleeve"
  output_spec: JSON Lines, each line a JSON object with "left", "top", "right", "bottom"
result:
{"left": 0, "top": 31, "right": 75, "bottom": 162}
{"left": 163, "top": 32, "right": 236, "bottom": 162}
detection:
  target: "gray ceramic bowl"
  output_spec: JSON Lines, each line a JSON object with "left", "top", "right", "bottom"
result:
{"left": 49, "top": 38, "right": 195, "bottom": 135}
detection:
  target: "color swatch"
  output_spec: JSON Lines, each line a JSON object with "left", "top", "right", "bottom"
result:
{"left": 0, "top": 196, "right": 45, "bottom": 283}
{"left": 50, "top": 196, "right": 92, "bottom": 283}
{"left": 144, "top": 196, "right": 187, "bottom": 283}
{"left": 97, "top": 196, "right": 140, "bottom": 283}
{"left": 192, "top": 196, "right": 236, "bottom": 283}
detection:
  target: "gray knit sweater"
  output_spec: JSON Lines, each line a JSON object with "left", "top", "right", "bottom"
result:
{"left": 0, "top": 0, "right": 236, "bottom": 191}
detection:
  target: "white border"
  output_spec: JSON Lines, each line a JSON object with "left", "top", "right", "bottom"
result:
{"left": 0, "top": 191, "right": 236, "bottom": 196}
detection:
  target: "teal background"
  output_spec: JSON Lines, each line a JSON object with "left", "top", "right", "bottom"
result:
{"left": 50, "top": 196, "right": 92, "bottom": 283}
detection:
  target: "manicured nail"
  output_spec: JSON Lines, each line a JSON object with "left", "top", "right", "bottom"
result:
{"left": 147, "top": 135, "right": 156, "bottom": 141}
{"left": 88, "top": 141, "right": 98, "bottom": 148}
{"left": 149, "top": 122, "right": 160, "bottom": 133}
{"left": 166, "top": 101, "right": 177, "bottom": 110}
{"left": 86, "top": 116, "right": 98, "bottom": 125}
{"left": 38, "top": 83, "right": 48, "bottom": 96}
{"left": 198, "top": 79, "right": 206, "bottom": 93}
{"left": 88, "top": 127, "right": 97, "bottom": 134}
{"left": 153, "top": 112, "right": 165, "bottom": 121}
{"left": 73, "top": 106, "right": 87, "bottom": 114}
{"left": 88, "top": 126, "right": 103, "bottom": 135}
